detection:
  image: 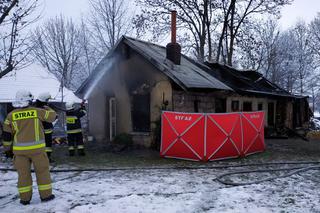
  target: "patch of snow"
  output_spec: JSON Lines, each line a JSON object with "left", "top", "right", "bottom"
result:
{"left": 1, "top": 166, "right": 320, "bottom": 212}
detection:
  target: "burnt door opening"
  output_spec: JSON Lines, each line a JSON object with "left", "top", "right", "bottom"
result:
{"left": 268, "top": 102, "right": 275, "bottom": 127}
{"left": 109, "top": 98, "right": 116, "bottom": 141}
{"left": 215, "top": 98, "right": 226, "bottom": 113}
{"left": 194, "top": 99, "right": 200, "bottom": 112}
{"left": 293, "top": 101, "right": 302, "bottom": 128}
{"left": 243, "top": 102, "right": 252, "bottom": 111}
{"left": 131, "top": 94, "right": 150, "bottom": 132}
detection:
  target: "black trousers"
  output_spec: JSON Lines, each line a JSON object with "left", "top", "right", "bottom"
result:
{"left": 67, "top": 132, "right": 84, "bottom": 150}
{"left": 44, "top": 132, "right": 53, "bottom": 153}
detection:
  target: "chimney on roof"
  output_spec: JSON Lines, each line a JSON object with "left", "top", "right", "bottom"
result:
{"left": 166, "top": 10, "right": 181, "bottom": 65}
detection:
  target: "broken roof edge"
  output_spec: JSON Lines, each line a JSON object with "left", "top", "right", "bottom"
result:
{"left": 207, "top": 62, "right": 293, "bottom": 96}
{"left": 241, "top": 89, "right": 308, "bottom": 99}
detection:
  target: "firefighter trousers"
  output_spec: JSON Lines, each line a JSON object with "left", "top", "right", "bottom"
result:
{"left": 67, "top": 132, "right": 84, "bottom": 152}
{"left": 13, "top": 152, "right": 52, "bottom": 201}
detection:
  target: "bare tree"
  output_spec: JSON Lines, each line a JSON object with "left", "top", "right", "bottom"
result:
{"left": 88, "top": 0, "right": 133, "bottom": 56}
{"left": 237, "top": 19, "right": 265, "bottom": 70}
{"left": 290, "top": 21, "right": 313, "bottom": 95}
{"left": 31, "top": 16, "right": 83, "bottom": 101}
{"left": 216, "top": 0, "right": 292, "bottom": 66}
{"left": 307, "top": 13, "right": 320, "bottom": 112}
{"left": 135, "top": 0, "right": 219, "bottom": 62}
{"left": 309, "top": 13, "right": 320, "bottom": 68}
{"left": 74, "top": 19, "right": 100, "bottom": 88}
{"left": 0, "top": 0, "right": 39, "bottom": 78}
{"left": 135, "top": 0, "right": 291, "bottom": 63}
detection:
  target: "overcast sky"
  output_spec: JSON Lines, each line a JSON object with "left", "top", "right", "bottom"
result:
{"left": 279, "top": 0, "right": 320, "bottom": 28}
{"left": 40, "top": 0, "right": 320, "bottom": 29}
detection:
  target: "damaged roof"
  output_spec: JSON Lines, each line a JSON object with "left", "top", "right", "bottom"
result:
{"left": 76, "top": 36, "right": 233, "bottom": 97}
{"left": 123, "top": 37, "right": 233, "bottom": 91}
{"left": 205, "top": 63, "right": 300, "bottom": 98}
{"left": 77, "top": 36, "right": 301, "bottom": 99}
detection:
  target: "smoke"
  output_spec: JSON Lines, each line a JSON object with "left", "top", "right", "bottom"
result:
{"left": 83, "top": 55, "right": 118, "bottom": 100}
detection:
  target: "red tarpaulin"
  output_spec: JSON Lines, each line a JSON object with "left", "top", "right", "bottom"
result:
{"left": 160, "top": 111, "right": 265, "bottom": 161}
{"left": 241, "top": 111, "right": 265, "bottom": 156}
{"left": 206, "top": 113, "right": 242, "bottom": 161}
{"left": 161, "top": 112, "right": 205, "bottom": 161}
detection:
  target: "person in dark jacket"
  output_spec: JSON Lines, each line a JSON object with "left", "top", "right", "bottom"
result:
{"left": 65, "top": 101, "right": 86, "bottom": 156}
{"left": 35, "top": 92, "right": 55, "bottom": 162}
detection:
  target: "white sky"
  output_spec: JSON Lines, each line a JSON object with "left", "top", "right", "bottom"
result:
{"left": 41, "top": 0, "right": 89, "bottom": 21}
{"left": 279, "top": 0, "right": 320, "bottom": 28}
{"left": 39, "top": 0, "right": 320, "bottom": 29}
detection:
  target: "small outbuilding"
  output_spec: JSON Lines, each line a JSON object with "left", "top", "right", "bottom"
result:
{"left": 77, "top": 35, "right": 309, "bottom": 147}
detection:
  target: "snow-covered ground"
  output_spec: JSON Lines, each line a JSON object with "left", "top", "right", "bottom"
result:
{"left": 1, "top": 163, "right": 320, "bottom": 213}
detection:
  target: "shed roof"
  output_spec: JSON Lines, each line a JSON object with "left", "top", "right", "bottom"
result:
{"left": 124, "top": 37, "right": 233, "bottom": 90}
{"left": 76, "top": 36, "right": 233, "bottom": 97}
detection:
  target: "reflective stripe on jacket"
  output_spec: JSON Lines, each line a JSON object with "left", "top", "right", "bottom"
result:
{"left": 66, "top": 107, "right": 86, "bottom": 134}
{"left": 3, "top": 106, "right": 56, "bottom": 154}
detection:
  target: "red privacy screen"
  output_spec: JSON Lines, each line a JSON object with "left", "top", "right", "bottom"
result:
{"left": 161, "top": 111, "right": 265, "bottom": 161}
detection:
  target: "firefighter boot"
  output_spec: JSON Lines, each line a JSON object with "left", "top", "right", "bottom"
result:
{"left": 20, "top": 200, "right": 30, "bottom": 205}
{"left": 41, "top": 194, "right": 55, "bottom": 202}
{"left": 78, "top": 149, "right": 85, "bottom": 156}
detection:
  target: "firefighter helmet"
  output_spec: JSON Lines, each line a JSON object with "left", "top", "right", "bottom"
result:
{"left": 13, "top": 90, "right": 34, "bottom": 108}
{"left": 37, "top": 92, "right": 52, "bottom": 102}
{"left": 65, "top": 101, "right": 75, "bottom": 110}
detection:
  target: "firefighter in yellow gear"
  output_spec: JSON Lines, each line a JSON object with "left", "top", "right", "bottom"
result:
{"left": 2, "top": 90, "right": 57, "bottom": 205}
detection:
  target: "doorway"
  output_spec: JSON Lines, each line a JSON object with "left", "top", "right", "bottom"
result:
{"left": 109, "top": 98, "right": 116, "bottom": 141}
{"left": 215, "top": 98, "right": 226, "bottom": 113}
{"left": 268, "top": 102, "right": 275, "bottom": 126}
{"left": 131, "top": 94, "right": 150, "bottom": 132}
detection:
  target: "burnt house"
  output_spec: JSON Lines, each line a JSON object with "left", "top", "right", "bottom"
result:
{"left": 76, "top": 14, "right": 309, "bottom": 147}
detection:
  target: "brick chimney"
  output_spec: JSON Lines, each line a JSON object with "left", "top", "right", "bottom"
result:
{"left": 166, "top": 11, "right": 181, "bottom": 65}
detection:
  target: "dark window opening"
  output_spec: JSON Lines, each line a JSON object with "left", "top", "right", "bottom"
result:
{"left": 268, "top": 102, "right": 275, "bottom": 126}
{"left": 243, "top": 102, "right": 252, "bottom": 111}
{"left": 231, "top": 100, "right": 239, "bottom": 112}
{"left": 215, "top": 98, "right": 226, "bottom": 113}
{"left": 131, "top": 94, "right": 150, "bottom": 132}
{"left": 258, "top": 103, "right": 263, "bottom": 111}
{"left": 194, "top": 100, "right": 200, "bottom": 112}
